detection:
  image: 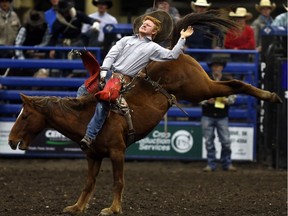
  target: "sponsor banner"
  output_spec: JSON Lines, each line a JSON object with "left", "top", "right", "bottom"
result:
{"left": 1, "top": 121, "right": 254, "bottom": 160}
{"left": 0, "top": 122, "right": 24, "bottom": 154}
{"left": 28, "top": 129, "right": 82, "bottom": 155}
{"left": 202, "top": 127, "right": 254, "bottom": 161}
{"left": 126, "top": 124, "right": 203, "bottom": 160}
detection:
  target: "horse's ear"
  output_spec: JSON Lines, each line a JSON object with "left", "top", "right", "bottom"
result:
{"left": 20, "top": 93, "right": 30, "bottom": 104}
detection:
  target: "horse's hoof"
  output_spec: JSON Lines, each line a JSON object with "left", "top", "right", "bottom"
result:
{"left": 63, "top": 204, "right": 85, "bottom": 214}
{"left": 98, "top": 207, "right": 122, "bottom": 216}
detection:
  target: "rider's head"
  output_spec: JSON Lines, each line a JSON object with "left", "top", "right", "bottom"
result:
{"left": 138, "top": 16, "right": 162, "bottom": 40}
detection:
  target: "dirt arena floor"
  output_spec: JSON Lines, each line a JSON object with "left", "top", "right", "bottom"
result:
{"left": 0, "top": 158, "right": 286, "bottom": 216}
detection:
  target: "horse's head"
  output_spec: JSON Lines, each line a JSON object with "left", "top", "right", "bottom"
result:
{"left": 8, "top": 94, "right": 47, "bottom": 150}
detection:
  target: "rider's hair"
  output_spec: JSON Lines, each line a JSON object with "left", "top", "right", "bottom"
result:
{"left": 142, "top": 16, "right": 162, "bottom": 39}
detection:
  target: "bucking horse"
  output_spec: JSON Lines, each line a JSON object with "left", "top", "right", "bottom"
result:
{"left": 8, "top": 10, "right": 282, "bottom": 215}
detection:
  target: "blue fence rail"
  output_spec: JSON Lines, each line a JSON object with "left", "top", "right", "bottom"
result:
{"left": 0, "top": 47, "right": 259, "bottom": 160}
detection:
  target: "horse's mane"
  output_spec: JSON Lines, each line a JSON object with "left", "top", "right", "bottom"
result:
{"left": 27, "top": 95, "right": 96, "bottom": 117}
{"left": 171, "top": 10, "right": 239, "bottom": 47}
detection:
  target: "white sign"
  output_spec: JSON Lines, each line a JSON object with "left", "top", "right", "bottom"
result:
{"left": 0, "top": 122, "right": 24, "bottom": 154}
{"left": 202, "top": 127, "right": 254, "bottom": 161}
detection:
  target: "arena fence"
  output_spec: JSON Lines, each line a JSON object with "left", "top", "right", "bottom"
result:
{"left": 0, "top": 46, "right": 259, "bottom": 161}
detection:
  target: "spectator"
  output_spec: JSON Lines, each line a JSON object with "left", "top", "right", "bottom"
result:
{"left": 145, "top": 0, "right": 180, "bottom": 23}
{"left": 271, "top": 4, "right": 288, "bottom": 28}
{"left": 0, "top": 0, "right": 21, "bottom": 58}
{"left": 48, "top": 0, "right": 100, "bottom": 49}
{"left": 15, "top": 10, "right": 49, "bottom": 59}
{"left": 251, "top": 0, "right": 276, "bottom": 52}
{"left": 186, "top": 0, "right": 223, "bottom": 61}
{"left": 79, "top": 14, "right": 193, "bottom": 149}
{"left": 224, "top": 7, "right": 256, "bottom": 62}
{"left": 82, "top": 0, "right": 119, "bottom": 48}
{"left": 48, "top": 0, "right": 100, "bottom": 76}
{"left": 200, "top": 56, "right": 237, "bottom": 172}
{"left": 44, "top": 0, "right": 59, "bottom": 34}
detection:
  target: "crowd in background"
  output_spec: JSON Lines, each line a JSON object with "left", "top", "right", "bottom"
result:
{"left": 0, "top": 0, "right": 287, "bottom": 77}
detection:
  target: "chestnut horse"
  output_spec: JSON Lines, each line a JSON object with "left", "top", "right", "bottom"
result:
{"left": 8, "top": 11, "right": 282, "bottom": 216}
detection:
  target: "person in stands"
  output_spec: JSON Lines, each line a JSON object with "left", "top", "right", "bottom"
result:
{"left": 145, "top": 0, "right": 180, "bottom": 23}
{"left": 82, "top": 0, "right": 119, "bottom": 48}
{"left": 44, "top": 0, "right": 59, "bottom": 34}
{"left": 185, "top": 0, "right": 223, "bottom": 61}
{"left": 251, "top": 0, "right": 276, "bottom": 52}
{"left": 224, "top": 7, "right": 256, "bottom": 62}
{"left": 0, "top": 0, "right": 21, "bottom": 58}
{"left": 200, "top": 56, "right": 237, "bottom": 172}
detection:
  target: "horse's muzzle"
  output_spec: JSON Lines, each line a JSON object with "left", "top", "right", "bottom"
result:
{"left": 9, "top": 140, "right": 27, "bottom": 150}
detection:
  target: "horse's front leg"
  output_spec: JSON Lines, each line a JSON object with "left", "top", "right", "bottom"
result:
{"left": 99, "top": 150, "right": 125, "bottom": 216}
{"left": 63, "top": 156, "right": 102, "bottom": 214}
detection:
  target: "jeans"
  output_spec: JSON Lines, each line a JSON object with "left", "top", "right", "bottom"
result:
{"left": 83, "top": 71, "right": 112, "bottom": 140}
{"left": 86, "top": 101, "right": 109, "bottom": 139}
{"left": 201, "top": 116, "right": 232, "bottom": 170}
{"left": 76, "top": 84, "right": 89, "bottom": 98}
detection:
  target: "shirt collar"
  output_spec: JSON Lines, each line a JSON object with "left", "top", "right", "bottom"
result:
{"left": 135, "top": 34, "right": 153, "bottom": 41}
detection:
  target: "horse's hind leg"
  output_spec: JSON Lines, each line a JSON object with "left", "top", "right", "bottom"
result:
{"left": 63, "top": 157, "right": 102, "bottom": 213}
{"left": 99, "top": 149, "right": 125, "bottom": 216}
{"left": 212, "top": 80, "right": 282, "bottom": 103}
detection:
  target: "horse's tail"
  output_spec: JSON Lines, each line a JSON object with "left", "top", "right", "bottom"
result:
{"left": 171, "top": 9, "right": 239, "bottom": 47}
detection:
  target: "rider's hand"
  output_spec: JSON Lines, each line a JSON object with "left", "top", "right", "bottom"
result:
{"left": 180, "top": 26, "right": 194, "bottom": 39}
{"left": 99, "top": 70, "right": 107, "bottom": 90}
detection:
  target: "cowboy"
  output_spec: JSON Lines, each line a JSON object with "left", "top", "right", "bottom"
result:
{"left": 80, "top": 12, "right": 194, "bottom": 149}
{"left": 0, "top": 0, "right": 21, "bottom": 58}
{"left": 251, "top": 0, "right": 277, "bottom": 52}
{"left": 224, "top": 7, "right": 256, "bottom": 62}
{"left": 48, "top": 0, "right": 100, "bottom": 58}
{"left": 82, "top": 0, "right": 119, "bottom": 48}
{"left": 186, "top": 0, "right": 222, "bottom": 61}
{"left": 15, "top": 10, "right": 49, "bottom": 59}
{"left": 200, "top": 55, "right": 237, "bottom": 172}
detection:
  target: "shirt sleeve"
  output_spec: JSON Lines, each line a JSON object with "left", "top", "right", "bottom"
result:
{"left": 101, "top": 37, "right": 129, "bottom": 70}
{"left": 149, "top": 37, "right": 186, "bottom": 61}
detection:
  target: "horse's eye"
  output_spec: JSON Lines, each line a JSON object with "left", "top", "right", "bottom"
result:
{"left": 21, "top": 114, "right": 28, "bottom": 120}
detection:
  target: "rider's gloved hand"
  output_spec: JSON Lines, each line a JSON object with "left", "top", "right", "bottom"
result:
{"left": 99, "top": 69, "right": 107, "bottom": 90}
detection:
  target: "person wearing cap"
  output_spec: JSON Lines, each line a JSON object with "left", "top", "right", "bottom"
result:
{"left": 82, "top": 0, "right": 119, "bottom": 48}
{"left": 271, "top": 4, "right": 288, "bottom": 27}
{"left": 79, "top": 14, "right": 194, "bottom": 149}
{"left": 15, "top": 10, "right": 49, "bottom": 60}
{"left": 0, "top": 0, "right": 21, "bottom": 58}
{"left": 48, "top": 0, "right": 100, "bottom": 58}
{"left": 251, "top": 0, "right": 277, "bottom": 52}
{"left": 200, "top": 56, "right": 237, "bottom": 172}
{"left": 224, "top": 7, "right": 256, "bottom": 62}
{"left": 185, "top": 0, "right": 223, "bottom": 61}
{"left": 145, "top": 0, "right": 180, "bottom": 23}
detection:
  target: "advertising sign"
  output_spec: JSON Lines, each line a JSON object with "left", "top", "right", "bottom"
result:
{"left": 1, "top": 121, "right": 254, "bottom": 161}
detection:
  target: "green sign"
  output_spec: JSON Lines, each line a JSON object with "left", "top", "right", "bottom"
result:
{"left": 126, "top": 124, "right": 203, "bottom": 160}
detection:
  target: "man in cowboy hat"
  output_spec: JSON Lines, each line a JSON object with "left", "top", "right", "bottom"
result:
{"left": 200, "top": 55, "right": 237, "bottom": 172}
{"left": 15, "top": 9, "right": 49, "bottom": 60}
{"left": 224, "top": 7, "right": 255, "bottom": 62}
{"left": 82, "top": 0, "right": 119, "bottom": 48}
{"left": 80, "top": 13, "right": 194, "bottom": 149}
{"left": 186, "top": 0, "right": 223, "bottom": 61}
{"left": 251, "top": 0, "right": 277, "bottom": 52}
{"left": 191, "top": 0, "right": 211, "bottom": 13}
{"left": 0, "top": 0, "right": 21, "bottom": 59}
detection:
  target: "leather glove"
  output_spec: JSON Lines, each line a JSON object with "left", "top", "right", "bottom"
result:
{"left": 91, "top": 21, "right": 100, "bottom": 31}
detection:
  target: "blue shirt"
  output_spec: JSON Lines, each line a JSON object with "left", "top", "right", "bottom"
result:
{"left": 101, "top": 35, "right": 186, "bottom": 77}
{"left": 44, "top": 7, "right": 57, "bottom": 34}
